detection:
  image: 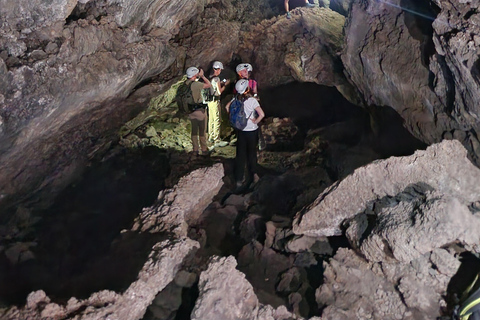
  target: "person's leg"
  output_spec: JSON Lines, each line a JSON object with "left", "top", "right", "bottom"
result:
{"left": 198, "top": 112, "right": 208, "bottom": 153}
{"left": 207, "top": 101, "right": 215, "bottom": 142}
{"left": 284, "top": 0, "right": 290, "bottom": 12}
{"left": 234, "top": 130, "right": 247, "bottom": 184}
{"left": 245, "top": 130, "right": 258, "bottom": 184}
{"left": 208, "top": 100, "right": 221, "bottom": 142}
{"left": 190, "top": 118, "right": 200, "bottom": 153}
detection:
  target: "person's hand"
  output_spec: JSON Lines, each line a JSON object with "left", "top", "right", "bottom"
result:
{"left": 198, "top": 68, "right": 204, "bottom": 77}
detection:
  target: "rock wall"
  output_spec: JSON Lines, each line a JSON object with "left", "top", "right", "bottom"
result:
{"left": 2, "top": 0, "right": 480, "bottom": 222}
{"left": 342, "top": 0, "right": 480, "bottom": 164}
{"left": 0, "top": 0, "right": 350, "bottom": 213}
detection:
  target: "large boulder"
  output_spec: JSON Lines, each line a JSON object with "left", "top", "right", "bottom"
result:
{"left": 293, "top": 139, "right": 480, "bottom": 237}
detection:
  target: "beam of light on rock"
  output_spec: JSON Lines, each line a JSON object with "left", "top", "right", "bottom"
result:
{"left": 376, "top": 0, "right": 451, "bottom": 28}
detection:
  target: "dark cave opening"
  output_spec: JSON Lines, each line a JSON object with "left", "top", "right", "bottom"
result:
{"left": 0, "top": 146, "right": 170, "bottom": 306}
{"left": 0, "top": 80, "right": 429, "bottom": 317}
{"left": 259, "top": 81, "right": 427, "bottom": 158}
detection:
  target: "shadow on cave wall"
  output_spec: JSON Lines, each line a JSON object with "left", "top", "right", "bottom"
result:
{"left": 0, "top": 146, "right": 170, "bottom": 306}
{"left": 259, "top": 82, "right": 427, "bottom": 158}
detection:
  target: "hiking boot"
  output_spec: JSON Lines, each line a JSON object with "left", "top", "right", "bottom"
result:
{"left": 189, "top": 151, "right": 199, "bottom": 159}
{"left": 305, "top": 2, "right": 315, "bottom": 7}
{"left": 214, "top": 140, "right": 229, "bottom": 147}
{"left": 233, "top": 181, "right": 245, "bottom": 194}
{"left": 286, "top": 12, "right": 291, "bottom": 19}
{"left": 200, "top": 150, "right": 213, "bottom": 156}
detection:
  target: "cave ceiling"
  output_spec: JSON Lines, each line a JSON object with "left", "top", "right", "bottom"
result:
{"left": 1, "top": 0, "right": 480, "bottom": 212}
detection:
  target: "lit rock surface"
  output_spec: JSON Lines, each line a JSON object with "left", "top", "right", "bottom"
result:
{"left": 316, "top": 247, "right": 459, "bottom": 320}
{"left": 132, "top": 163, "right": 224, "bottom": 237}
{"left": 293, "top": 139, "right": 480, "bottom": 237}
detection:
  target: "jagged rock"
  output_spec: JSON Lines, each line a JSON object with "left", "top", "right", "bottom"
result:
{"left": 148, "top": 281, "right": 183, "bottom": 320}
{"left": 132, "top": 163, "right": 224, "bottom": 237}
{"left": 293, "top": 140, "right": 480, "bottom": 237}
{"left": 276, "top": 267, "right": 303, "bottom": 293}
{"left": 237, "top": 241, "right": 294, "bottom": 308}
{"left": 174, "top": 270, "right": 197, "bottom": 288}
{"left": 329, "top": 0, "right": 352, "bottom": 16}
{"left": 192, "top": 255, "right": 305, "bottom": 320}
{"left": 342, "top": 0, "right": 480, "bottom": 165}
{"left": 4, "top": 242, "right": 36, "bottom": 265}
{"left": 191, "top": 256, "right": 259, "bottom": 320}
{"left": 1, "top": 238, "right": 199, "bottom": 320}
{"left": 355, "top": 188, "right": 480, "bottom": 263}
{"left": 316, "top": 247, "right": 454, "bottom": 320}
{"left": 240, "top": 214, "right": 265, "bottom": 243}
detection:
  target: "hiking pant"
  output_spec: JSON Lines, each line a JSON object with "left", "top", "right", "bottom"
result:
{"left": 207, "top": 99, "right": 221, "bottom": 142}
{"left": 234, "top": 129, "right": 258, "bottom": 184}
{"left": 189, "top": 109, "right": 208, "bottom": 153}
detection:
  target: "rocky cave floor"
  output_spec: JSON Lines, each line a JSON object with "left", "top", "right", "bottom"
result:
{"left": 2, "top": 83, "right": 460, "bottom": 319}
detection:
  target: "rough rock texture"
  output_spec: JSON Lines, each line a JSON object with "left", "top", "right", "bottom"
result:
{"left": 356, "top": 189, "right": 480, "bottom": 263}
{"left": 237, "top": 7, "right": 360, "bottom": 102}
{"left": 0, "top": 238, "right": 199, "bottom": 320}
{"left": 0, "top": 0, "right": 350, "bottom": 215}
{"left": 293, "top": 139, "right": 480, "bottom": 237}
{"left": 329, "top": 0, "right": 352, "bottom": 16}
{"left": 342, "top": 0, "right": 480, "bottom": 165}
{"left": 316, "top": 247, "right": 459, "bottom": 320}
{"left": 191, "top": 255, "right": 302, "bottom": 320}
{"left": 191, "top": 256, "right": 259, "bottom": 320}
{"left": 132, "top": 163, "right": 224, "bottom": 237}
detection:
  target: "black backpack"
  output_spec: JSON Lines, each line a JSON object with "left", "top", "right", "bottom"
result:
{"left": 453, "top": 274, "right": 480, "bottom": 320}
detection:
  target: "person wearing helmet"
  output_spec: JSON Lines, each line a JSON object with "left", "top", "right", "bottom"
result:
{"left": 207, "top": 61, "right": 230, "bottom": 148}
{"left": 236, "top": 63, "right": 267, "bottom": 150}
{"left": 285, "top": 0, "right": 315, "bottom": 19}
{"left": 185, "top": 66, "right": 212, "bottom": 156}
{"left": 226, "top": 78, "right": 265, "bottom": 193}
{"left": 236, "top": 63, "right": 258, "bottom": 98}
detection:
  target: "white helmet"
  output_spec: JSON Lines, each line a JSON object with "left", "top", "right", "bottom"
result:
{"left": 236, "top": 63, "right": 252, "bottom": 73}
{"left": 212, "top": 61, "right": 224, "bottom": 69}
{"left": 235, "top": 79, "right": 249, "bottom": 94}
{"left": 186, "top": 67, "right": 199, "bottom": 79}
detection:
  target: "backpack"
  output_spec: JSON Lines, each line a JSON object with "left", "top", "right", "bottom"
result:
{"left": 229, "top": 98, "right": 252, "bottom": 130}
{"left": 176, "top": 81, "right": 195, "bottom": 113}
{"left": 454, "top": 274, "right": 480, "bottom": 320}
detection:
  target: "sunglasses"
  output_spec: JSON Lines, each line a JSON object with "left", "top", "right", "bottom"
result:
{"left": 213, "top": 67, "right": 220, "bottom": 70}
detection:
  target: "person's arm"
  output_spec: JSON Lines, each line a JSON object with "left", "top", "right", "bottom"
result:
{"left": 225, "top": 98, "right": 234, "bottom": 113}
{"left": 253, "top": 105, "right": 265, "bottom": 124}
{"left": 214, "top": 79, "right": 222, "bottom": 95}
{"left": 219, "top": 79, "right": 230, "bottom": 94}
{"left": 199, "top": 69, "right": 212, "bottom": 89}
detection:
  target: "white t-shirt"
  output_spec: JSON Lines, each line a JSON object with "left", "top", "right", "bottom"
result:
{"left": 242, "top": 97, "right": 260, "bottom": 132}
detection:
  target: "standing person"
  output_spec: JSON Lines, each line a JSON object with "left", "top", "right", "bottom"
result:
{"left": 208, "top": 61, "right": 229, "bottom": 148}
{"left": 235, "top": 63, "right": 257, "bottom": 98}
{"left": 236, "top": 63, "right": 266, "bottom": 150}
{"left": 285, "top": 0, "right": 315, "bottom": 19}
{"left": 185, "top": 66, "right": 212, "bottom": 156}
{"left": 226, "top": 79, "right": 265, "bottom": 192}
